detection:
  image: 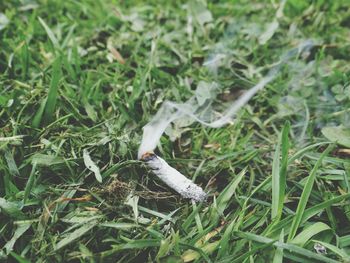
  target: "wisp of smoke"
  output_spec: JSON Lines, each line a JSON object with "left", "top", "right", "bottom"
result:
{"left": 138, "top": 40, "right": 315, "bottom": 159}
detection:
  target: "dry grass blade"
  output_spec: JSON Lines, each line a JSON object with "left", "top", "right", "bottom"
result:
{"left": 108, "top": 46, "right": 126, "bottom": 64}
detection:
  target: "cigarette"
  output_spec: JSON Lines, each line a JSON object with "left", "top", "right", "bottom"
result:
{"left": 141, "top": 152, "right": 207, "bottom": 202}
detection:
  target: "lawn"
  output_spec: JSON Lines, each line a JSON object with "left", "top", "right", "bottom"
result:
{"left": 1, "top": 0, "right": 350, "bottom": 262}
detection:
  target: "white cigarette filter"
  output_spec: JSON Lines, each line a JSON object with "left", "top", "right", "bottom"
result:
{"left": 141, "top": 152, "right": 207, "bottom": 202}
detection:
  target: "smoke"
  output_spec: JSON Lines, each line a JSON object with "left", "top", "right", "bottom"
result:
{"left": 138, "top": 40, "right": 315, "bottom": 159}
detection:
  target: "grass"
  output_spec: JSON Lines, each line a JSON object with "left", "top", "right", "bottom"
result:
{"left": 1, "top": 0, "right": 350, "bottom": 262}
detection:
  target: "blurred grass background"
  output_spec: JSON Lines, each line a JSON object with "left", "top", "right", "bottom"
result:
{"left": 1, "top": 0, "right": 350, "bottom": 262}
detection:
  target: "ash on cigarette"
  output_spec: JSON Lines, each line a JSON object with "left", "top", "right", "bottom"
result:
{"left": 141, "top": 152, "right": 207, "bottom": 202}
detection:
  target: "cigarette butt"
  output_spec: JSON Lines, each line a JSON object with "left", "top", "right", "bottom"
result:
{"left": 141, "top": 152, "right": 207, "bottom": 202}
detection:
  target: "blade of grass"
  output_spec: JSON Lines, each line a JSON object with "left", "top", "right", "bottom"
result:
{"left": 23, "top": 162, "right": 37, "bottom": 205}
{"left": 283, "top": 251, "right": 322, "bottom": 263}
{"left": 235, "top": 175, "right": 272, "bottom": 231}
{"left": 43, "top": 57, "right": 61, "bottom": 124}
{"left": 287, "top": 145, "right": 333, "bottom": 241}
{"left": 211, "top": 168, "right": 246, "bottom": 220}
{"left": 38, "top": 17, "right": 60, "bottom": 50}
{"left": 273, "top": 229, "right": 284, "bottom": 263}
{"left": 279, "top": 121, "right": 290, "bottom": 217}
{"left": 288, "top": 142, "right": 329, "bottom": 165}
{"left": 100, "top": 222, "right": 140, "bottom": 229}
{"left": 235, "top": 231, "right": 338, "bottom": 263}
{"left": 9, "top": 252, "right": 31, "bottom": 263}
{"left": 180, "top": 241, "right": 214, "bottom": 263}
{"left": 339, "top": 235, "right": 350, "bottom": 248}
{"left": 4, "top": 149, "right": 20, "bottom": 177}
{"left": 3, "top": 221, "right": 31, "bottom": 254}
{"left": 20, "top": 43, "right": 29, "bottom": 80}
{"left": 216, "top": 216, "right": 237, "bottom": 259}
{"left": 271, "top": 131, "right": 281, "bottom": 219}
{"left": 265, "top": 192, "right": 350, "bottom": 237}
{"left": 182, "top": 202, "right": 204, "bottom": 231}
{"left": 272, "top": 121, "right": 290, "bottom": 221}
{"left": 192, "top": 201, "right": 203, "bottom": 233}
{"left": 55, "top": 221, "right": 98, "bottom": 251}
{"left": 217, "top": 241, "right": 275, "bottom": 263}
{"left": 32, "top": 98, "right": 47, "bottom": 128}
{"left": 290, "top": 222, "right": 330, "bottom": 246}
{"left": 0, "top": 198, "right": 25, "bottom": 219}
{"left": 100, "top": 239, "right": 161, "bottom": 258}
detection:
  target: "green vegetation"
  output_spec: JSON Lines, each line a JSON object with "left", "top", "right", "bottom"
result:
{"left": 1, "top": 0, "right": 350, "bottom": 262}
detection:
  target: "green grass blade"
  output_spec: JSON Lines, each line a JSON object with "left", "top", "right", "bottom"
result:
{"left": 271, "top": 132, "right": 281, "bottom": 219}
{"left": 272, "top": 121, "right": 290, "bottom": 221}
{"left": 339, "top": 234, "right": 350, "bottom": 248}
{"left": 0, "top": 198, "right": 25, "bottom": 219}
{"left": 216, "top": 218, "right": 236, "bottom": 258}
{"left": 32, "top": 98, "right": 47, "bottom": 128}
{"left": 265, "top": 193, "right": 350, "bottom": 237}
{"left": 235, "top": 231, "right": 338, "bottom": 263}
{"left": 20, "top": 43, "right": 29, "bottom": 80}
{"left": 218, "top": 241, "right": 275, "bottom": 263}
{"left": 9, "top": 252, "right": 31, "bottom": 263}
{"left": 55, "top": 222, "right": 97, "bottom": 251}
{"left": 278, "top": 121, "right": 290, "bottom": 217}
{"left": 283, "top": 251, "right": 322, "bottom": 263}
{"left": 287, "top": 145, "right": 333, "bottom": 241}
{"left": 43, "top": 57, "right": 61, "bottom": 124}
{"left": 192, "top": 201, "right": 204, "bottom": 233}
{"left": 182, "top": 203, "right": 204, "bottom": 231}
{"left": 273, "top": 229, "right": 284, "bottom": 263}
{"left": 23, "top": 162, "right": 37, "bottom": 205}
{"left": 211, "top": 168, "right": 246, "bottom": 220}
{"left": 290, "top": 222, "right": 330, "bottom": 246}
{"left": 3, "top": 221, "right": 31, "bottom": 254}
{"left": 288, "top": 142, "right": 329, "bottom": 165}
{"left": 38, "top": 17, "right": 60, "bottom": 49}
{"left": 100, "top": 222, "right": 140, "bottom": 229}
{"left": 4, "top": 149, "right": 20, "bottom": 177}
{"left": 100, "top": 239, "right": 161, "bottom": 258}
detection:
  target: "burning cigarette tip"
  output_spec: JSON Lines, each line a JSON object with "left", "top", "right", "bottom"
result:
{"left": 140, "top": 151, "right": 156, "bottom": 162}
